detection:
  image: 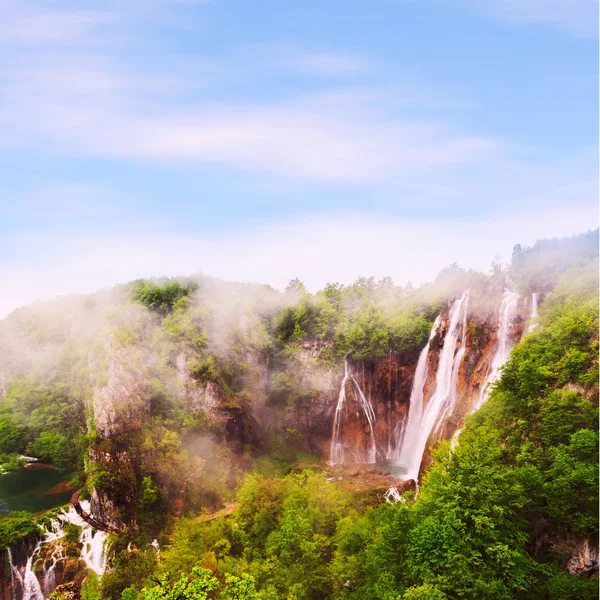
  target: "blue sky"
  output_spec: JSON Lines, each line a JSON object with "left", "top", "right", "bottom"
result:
{"left": 0, "top": 0, "right": 598, "bottom": 315}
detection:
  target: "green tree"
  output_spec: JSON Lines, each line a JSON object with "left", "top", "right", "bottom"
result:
{"left": 139, "top": 567, "right": 260, "bottom": 600}
{"left": 0, "top": 413, "right": 26, "bottom": 453}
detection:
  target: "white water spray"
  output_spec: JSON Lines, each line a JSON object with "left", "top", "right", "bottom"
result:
{"left": 383, "top": 487, "right": 404, "bottom": 503}
{"left": 330, "top": 360, "right": 378, "bottom": 465}
{"left": 396, "top": 292, "right": 469, "bottom": 482}
{"left": 473, "top": 289, "right": 519, "bottom": 412}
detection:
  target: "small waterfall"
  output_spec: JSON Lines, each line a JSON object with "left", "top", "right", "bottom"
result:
{"left": 528, "top": 292, "right": 538, "bottom": 333}
{"left": 383, "top": 487, "right": 403, "bottom": 503}
{"left": 389, "top": 316, "right": 441, "bottom": 461}
{"left": 473, "top": 289, "right": 519, "bottom": 412}
{"left": 387, "top": 419, "right": 405, "bottom": 460}
{"left": 396, "top": 292, "right": 469, "bottom": 482}
{"left": 16, "top": 501, "right": 109, "bottom": 598}
{"left": 7, "top": 547, "right": 21, "bottom": 600}
{"left": 23, "top": 545, "right": 44, "bottom": 600}
{"left": 330, "top": 361, "right": 351, "bottom": 465}
{"left": 80, "top": 516, "right": 109, "bottom": 575}
{"left": 330, "top": 360, "right": 378, "bottom": 465}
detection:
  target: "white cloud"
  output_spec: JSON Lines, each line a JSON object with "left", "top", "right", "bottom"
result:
{"left": 2, "top": 201, "right": 596, "bottom": 317}
{"left": 458, "top": 0, "right": 599, "bottom": 37}
{"left": 0, "top": 2, "right": 115, "bottom": 46}
{"left": 0, "top": 55, "right": 497, "bottom": 182}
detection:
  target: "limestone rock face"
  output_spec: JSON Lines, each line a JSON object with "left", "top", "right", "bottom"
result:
{"left": 89, "top": 340, "right": 150, "bottom": 529}
{"left": 91, "top": 342, "right": 149, "bottom": 438}
{"left": 339, "top": 351, "right": 421, "bottom": 462}
{"left": 175, "top": 351, "right": 223, "bottom": 414}
{"left": 567, "top": 540, "right": 599, "bottom": 577}
{"left": 89, "top": 448, "right": 136, "bottom": 532}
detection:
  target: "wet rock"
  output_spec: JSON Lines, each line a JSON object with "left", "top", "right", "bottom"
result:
{"left": 91, "top": 341, "right": 149, "bottom": 438}
{"left": 567, "top": 540, "right": 599, "bottom": 577}
{"left": 50, "top": 581, "right": 82, "bottom": 600}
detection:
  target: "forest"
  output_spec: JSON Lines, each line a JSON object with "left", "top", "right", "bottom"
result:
{"left": 0, "top": 231, "right": 597, "bottom": 600}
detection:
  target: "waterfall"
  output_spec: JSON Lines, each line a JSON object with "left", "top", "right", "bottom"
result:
{"left": 528, "top": 292, "right": 538, "bottom": 332}
{"left": 396, "top": 292, "right": 469, "bottom": 482}
{"left": 17, "top": 501, "right": 109, "bottom": 598}
{"left": 434, "top": 293, "right": 469, "bottom": 435}
{"left": 383, "top": 487, "right": 403, "bottom": 503}
{"left": 23, "top": 545, "right": 44, "bottom": 600}
{"left": 473, "top": 289, "right": 519, "bottom": 412}
{"left": 330, "top": 359, "right": 378, "bottom": 465}
{"left": 7, "top": 547, "right": 21, "bottom": 600}
{"left": 80, "top": 512, "right": 109, "bottom": 575}
{"left": 389, "top": 315, "right": 440, "bottom": 461}
{"left": 330, "top": 361, "right": 351, "bottom": 465}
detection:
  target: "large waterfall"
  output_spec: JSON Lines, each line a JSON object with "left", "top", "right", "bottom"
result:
{"left": 388, "top": 315, "right": 441, "bottom": 462}
{"left": 331, "top": 287, "right": 522, "bottom": 483}
{"left": 473, "top": 289, "right": 519, "bottom": 413}
{"left": 330, "top": 360, "right": 378, "bottom": 465}
{"left": 395, "top": 292, "right": 469, "bottom": 482}
{"left": 14, "top": 501, "right": 108, "bottom": 600}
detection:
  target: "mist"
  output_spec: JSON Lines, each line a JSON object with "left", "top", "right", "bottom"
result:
{"left": 2, "top": 201, "right": 597, "bottom": 317}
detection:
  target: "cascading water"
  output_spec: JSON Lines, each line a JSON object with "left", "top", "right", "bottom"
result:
{"left": 330, "top": 359, "right": 378, "bottom": 465}
{"left": 79, "top": 509, "right": 109, "bottom": 576}
{"left": 434, "top": 293, "right": 469, "bottom": 435}
{"left": 383, "top": 487, "right": 403, "bottom": 503}
{"left": 473, "top": 289, "right": 519, "bottom": 413}
{"left": 17, "top": 501, "right": 109, "bottom": 599}
{"left": 395, "top": 292, "right": 469, "bottom": 482}
{"left": 528, "top": 292, "right": 538, "bottom": 333}
{"left": 7, "top": 547, "right": 20, "bottom": 600}
{"left": 330, "top": 362, "right": 351, "bottom": 465}
{"left": 388, "top": 316, "right": 441, "bottom": 461}
{"left": 23, "top": 547, "right": 44, "bottom": 600}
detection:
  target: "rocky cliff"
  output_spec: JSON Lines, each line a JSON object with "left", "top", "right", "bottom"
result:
{"left": 316, "top": 283, "right": 535, "bottom": 479}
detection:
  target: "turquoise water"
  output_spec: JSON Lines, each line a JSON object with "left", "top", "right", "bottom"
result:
{"left": 0, "top": 465, "right": 73, "bottom": 514}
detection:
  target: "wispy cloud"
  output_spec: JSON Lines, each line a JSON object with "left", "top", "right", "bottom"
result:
{"left": 456, "top": 0, "right": 599, "bottom": 37}
{"left": 0, "top": 48, "right": 497, "bottom": 182}
{"left": 0, "top": 2, "right": 115, "bottom": 46}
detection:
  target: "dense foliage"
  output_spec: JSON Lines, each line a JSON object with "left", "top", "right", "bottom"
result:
{"left": 131, "top": 279, "right": 200, "bottom": 316}
{"left": 0, "top": 511, "right": 41, "bottom": 549}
